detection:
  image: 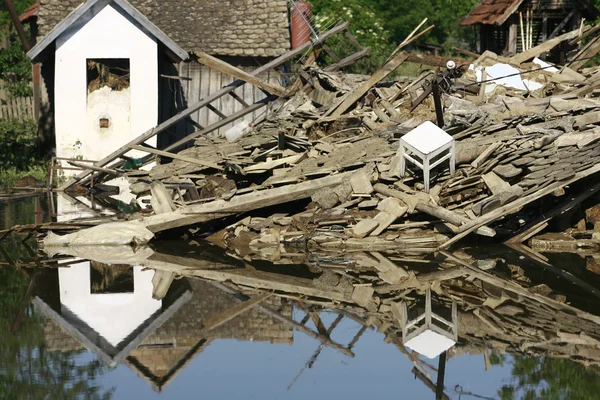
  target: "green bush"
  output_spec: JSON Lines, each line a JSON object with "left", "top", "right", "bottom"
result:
{"left": 0, "top": 119, "right": 47, "bottom": 188}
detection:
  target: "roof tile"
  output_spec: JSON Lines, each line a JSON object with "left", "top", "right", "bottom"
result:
{"left": 37, "top": 0, "right": 290, "bottom": 56}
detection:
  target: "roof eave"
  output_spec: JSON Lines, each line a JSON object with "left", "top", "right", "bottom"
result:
{"left": 27, "top": 0, "right": 188, "bottom": 63}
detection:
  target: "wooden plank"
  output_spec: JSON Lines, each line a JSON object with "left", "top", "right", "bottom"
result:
{"left": 509, "top": 28, "right": 583, "bottom": 65}
{"left": 373, "top": 184, "right": 496, "bottom": 237}
{"left": 146, "top": 253, "right": 350, "bottom": 302}
{"left": 569, "top": 36, "right": 600, "bottom": 70}
{"left": 57, "top": 22, "right": 350, "bottom": 191}
{"left": 442, "top": 251, "right": 600, "bottom": 326}
{"left": 329, "top": 52, "right": 410, "bottom": 118}
{"left": 243, "top": 153, "right": 305, "bottom": 173}
{"left": 142, "top": 170, "right": 354, "bottom": 232}
{"left": 324, "top": 47, "right": 371, "bottom": 72}
{"left": 547, "top": 9, "right": 576, "bottom": 40}
{"left": 505, "top": 180, "right": 600, "bottom": 244}
{"left": 129, "top": 144, "right": 221, "bottom": 170}
{"left": 440, "top": 162, "right": 600, "bottom": 249}
{"left": 163, "top": 96, "right": 275, "bottom": 152}
{"left": 196, "top": 52, "right": 285, "bottom": 96}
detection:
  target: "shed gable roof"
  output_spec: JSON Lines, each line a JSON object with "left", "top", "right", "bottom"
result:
{"left": 35, "top": 0, "right": 291, "bottom": 58}
{"left": 28, "top": 0, "right": 189, "bottom": 62}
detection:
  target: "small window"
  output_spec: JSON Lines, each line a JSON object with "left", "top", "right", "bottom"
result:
{"left": 90, "top": 262, "right": 134, "bottom": 294}
{"left": 87, "top": 58, "right": 130, "bottom": 93}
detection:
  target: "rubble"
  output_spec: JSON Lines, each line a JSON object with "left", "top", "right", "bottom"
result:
{"left": 51, "top": 22, "right": 600, "bottom": 255}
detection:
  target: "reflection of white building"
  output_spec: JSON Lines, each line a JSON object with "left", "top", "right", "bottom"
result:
{"left": 58, "top": 262, "right": 160, "bottom": 347}
{"left": 33, "top": 262, "right": 192, "bottom": 367}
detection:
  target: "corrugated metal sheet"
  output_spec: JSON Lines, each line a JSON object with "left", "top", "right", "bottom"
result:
{"left": 461, "top": 0, "right": 523, "bottom": 26}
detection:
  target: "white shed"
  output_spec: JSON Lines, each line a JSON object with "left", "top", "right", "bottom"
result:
{"left": 27, "top": 0, "right": 188, "bottom": 171}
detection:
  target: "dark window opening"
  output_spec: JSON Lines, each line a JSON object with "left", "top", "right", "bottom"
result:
{"left": 87, "top": 58, "right": 130, "bottom": 93}
{"left": 90, "top": 262, "right": 134, "bottom": 294}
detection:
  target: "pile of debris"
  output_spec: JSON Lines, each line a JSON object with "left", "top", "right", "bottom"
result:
{"left": 60, "top": 23, "right": 600, "bottom": 253}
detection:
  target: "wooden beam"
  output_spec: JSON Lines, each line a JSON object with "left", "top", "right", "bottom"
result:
{"left": 57, "top": 22, "right": 350, "bottom": 191}
{"left": 439, "top": 162, "right": 600, "bottom": 249}
{"left": 568, "top": 36, "right": 600, "bottom": 70}
{"left": 548, "top": 9, "right": 577, "bottom": 40}
{"left": 163, "top": 96, "right": 275, "bottom": 153}
{"left": 509, "top": 27, "right": 584, "bottom": 65}
{"left": 3, "top": 0, "right": 31, "bottom": 51}
{"left": 329, "top": 52, "right": 410, "bottom": 118}
{"left": 441, "top": 251, "right": 600, "bottom": 326}
{"left": 373, "top": 184, "right": 496, "bottom": 237}
{"left": 324, "top": 47, "right": 371, "bottom": 72}
{"left": 141, "top": 171, "right": 354, "bottom": 232}
{"left": 200, "top": 292, "right": 272, "bottom": 331}
{"left": 129, "top": 144, "right": 221, "bottom": 170}
{"left": 146, "top": 253, "right": 350, "bottom": 302}
{"left": 505, "top": 180, "right": 600, "bottom": 244}
{"left": 195, "top": 51, "right": 285, "bottom": 96}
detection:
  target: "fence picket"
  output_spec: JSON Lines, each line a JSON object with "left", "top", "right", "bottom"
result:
{"left": 0, "top": 97, "right": 35, "bottom": 120}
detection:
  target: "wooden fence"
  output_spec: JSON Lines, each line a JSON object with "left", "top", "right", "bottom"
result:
{"left": 0, "top": 97, "right": 35, "bottom": 120}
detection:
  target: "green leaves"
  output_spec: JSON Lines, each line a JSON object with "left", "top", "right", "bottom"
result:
{"left": 0, "top": 118, "right": 42, "bottom": 171}
{"left": 0, "top": 39, "right": 33, "bottom": 98}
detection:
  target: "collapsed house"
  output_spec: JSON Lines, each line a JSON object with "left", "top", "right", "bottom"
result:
{"left": 461, "top": 0, "right": 599, "bottom": 60}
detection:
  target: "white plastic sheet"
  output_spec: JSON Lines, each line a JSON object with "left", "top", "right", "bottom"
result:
{"left": 44, "top": 221, "right": 154, "bottom": 247}
{"left": 471, "top": 63, "right": 544, "bottom": 92}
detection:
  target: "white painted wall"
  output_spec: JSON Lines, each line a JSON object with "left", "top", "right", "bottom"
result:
{"left": 59, "top": 262, "right": 161, "bottom": 347}
{"left": 55, "top": 3, "right": 158, "bottom": 174}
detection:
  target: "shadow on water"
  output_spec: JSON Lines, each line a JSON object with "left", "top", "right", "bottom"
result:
{"left": 3, "top": 196, "right": 600, "bottom": 398}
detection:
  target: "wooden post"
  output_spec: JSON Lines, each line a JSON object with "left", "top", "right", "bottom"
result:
{"left": 3, "top": 0, "right": 31, "bottom": 51}
{"left": 542, "top": 13, "right": 548, "bottom": 43}
{"left": 435, "top": 351, "right": 448, "bottom": 400}
{"left": 508, "top": 23, "right": 518, "bottom": 54}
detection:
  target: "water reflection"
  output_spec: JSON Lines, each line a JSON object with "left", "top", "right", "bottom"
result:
{"left": 2, "top": 242, "right": 595, "bottom": 398}
{"left": 2, "top": 197, "right": 600, "bottom": 398}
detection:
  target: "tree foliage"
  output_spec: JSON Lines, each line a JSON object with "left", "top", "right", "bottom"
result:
{"left": 495, "top": 355, "right": 600, "bottom": 400}
{"left": 0, "top": 39, "right": 32, "bottom": 98}
{"left": 0, "top": 0, "right": 34, "bottom": 98}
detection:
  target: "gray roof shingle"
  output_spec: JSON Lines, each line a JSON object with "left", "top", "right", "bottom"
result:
{"left": 37, "top": 0, "right": 291, "bottom": 57}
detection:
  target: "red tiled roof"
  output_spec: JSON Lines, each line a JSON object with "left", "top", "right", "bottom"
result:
{"left": 461, "top": 0, "right": 523, "bottom": 26}
{"left": 20, "top": 3, "right": 39, "bottom": 22}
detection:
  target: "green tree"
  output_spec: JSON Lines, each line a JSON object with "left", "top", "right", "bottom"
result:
{"left": 496, "top": 355, "right": 600, "bottom": 400}
{"left": 0, "top": 0, "right": 34, "bottom": 98}
{"left": 308, "top": 0, "right": 394, "bottom": 73}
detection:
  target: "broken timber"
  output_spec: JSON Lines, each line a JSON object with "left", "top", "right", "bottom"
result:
{"left": 142, "top": 171, "right": 354, "bottom": 232}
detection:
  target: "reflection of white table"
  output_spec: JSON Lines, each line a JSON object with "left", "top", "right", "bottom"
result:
{"left": 398, "top": 121, "right": 455, "bottom": 193}
{"left": 401, "top": 287, "right": 458, "bottom": 359}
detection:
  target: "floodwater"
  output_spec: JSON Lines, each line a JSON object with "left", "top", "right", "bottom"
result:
{"left": 1, "top": 195, "right": 600, "bottom": 399}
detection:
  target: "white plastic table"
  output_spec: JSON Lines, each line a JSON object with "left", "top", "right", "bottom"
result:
{"left": 398, "top": 121, "right": 455, "bottom": 193}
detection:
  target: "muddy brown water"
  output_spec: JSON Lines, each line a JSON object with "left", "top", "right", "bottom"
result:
{"left": 1, "top": 195, "right": 599, "bottom": 399}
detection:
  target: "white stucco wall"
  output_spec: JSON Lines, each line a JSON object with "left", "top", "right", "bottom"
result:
{"left": 54, "top": 3, "right": 158, "bottom": 173}
{"left": 59, "top": 262, "right": 161, "bottom": 347}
